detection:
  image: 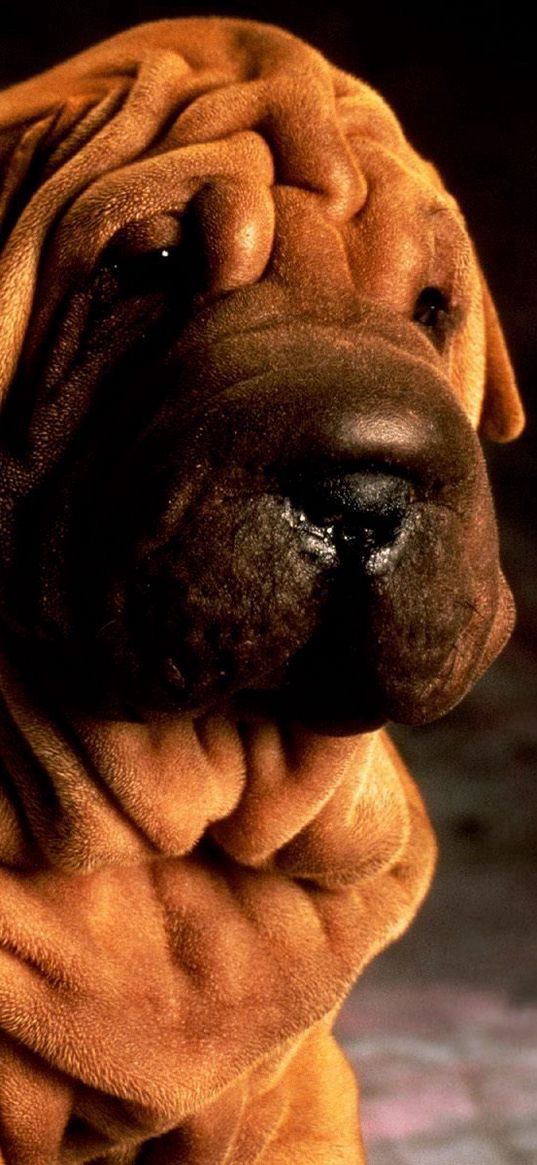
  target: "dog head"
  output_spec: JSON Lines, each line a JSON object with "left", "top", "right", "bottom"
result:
{"left": 0, "top": 18, "right": 524, "bottom": 730}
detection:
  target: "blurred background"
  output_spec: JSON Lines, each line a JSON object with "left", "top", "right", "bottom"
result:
{"left": 2, "top": 3, "right": 535, "bottom": 1161}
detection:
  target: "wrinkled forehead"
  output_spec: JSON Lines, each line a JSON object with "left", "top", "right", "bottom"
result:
{"left": 0, "top": 18, "right": 473, "bottom": 401}
{"left": 0, "top": 16, "right": 456, "bottom": 209}
{"left": 0, "top": 19, "right": 468, "bottom": 274}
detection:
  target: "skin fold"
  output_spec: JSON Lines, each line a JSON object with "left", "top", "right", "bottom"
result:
{"left": 0, "top": 18, "right": 524, "bottom": 1164}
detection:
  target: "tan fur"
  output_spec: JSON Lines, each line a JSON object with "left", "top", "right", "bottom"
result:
{"left": 0, "top": 19, "right": 522, "bottom": 1163}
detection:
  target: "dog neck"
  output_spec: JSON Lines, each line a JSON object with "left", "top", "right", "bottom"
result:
{"left": 0, "top": 651, "right": 436, "bottom": 1149}
{"left": 0, "top": 655, "right": 381, "bottom": 875}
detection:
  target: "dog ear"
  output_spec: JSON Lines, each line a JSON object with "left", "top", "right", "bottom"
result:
{"left": 478, "top": 272, "right": 525, "bottom": 442}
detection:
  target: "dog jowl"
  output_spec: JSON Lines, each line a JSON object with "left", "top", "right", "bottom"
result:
{"left": 0, "top": 17, "right": 524, "bottom": 1165}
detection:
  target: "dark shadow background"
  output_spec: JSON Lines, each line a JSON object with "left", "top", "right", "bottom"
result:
{"left": 1, "top": 2, "right": 536, "bottom": 1153}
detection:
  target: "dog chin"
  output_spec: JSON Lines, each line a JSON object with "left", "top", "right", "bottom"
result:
{"left": 229, "top": 687, "right": 388, "bottom": 736}
{"left": 3, "top": 512, "right": 513, "bottom": 730}
{"left": 7, "top": 598, "right": 507, "bottom": 732}
{"left": 232, "top": 578, "right": 515, "bottom": 736}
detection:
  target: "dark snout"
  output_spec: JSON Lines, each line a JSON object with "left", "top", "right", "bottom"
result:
{"left": 4, "top": 319, "right": 513, "bottom": 729}
{"left": 108, "top": 324, "right": 511, "bottom": 728}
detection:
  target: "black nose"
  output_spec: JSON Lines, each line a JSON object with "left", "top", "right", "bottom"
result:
{"left": 284, "top": 467, "right": 415, "bottom": 573}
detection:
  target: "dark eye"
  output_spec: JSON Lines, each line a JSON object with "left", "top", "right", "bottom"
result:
{"left": 413, "top": 286, "right": 451, "bottom": 334}
{"left": 104, "top": 246, "right": 184, "bottom": 297}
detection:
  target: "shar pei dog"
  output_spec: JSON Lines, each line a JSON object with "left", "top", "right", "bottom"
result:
{"left": 0, "top": 16, "right": 524, "bottom": 1165}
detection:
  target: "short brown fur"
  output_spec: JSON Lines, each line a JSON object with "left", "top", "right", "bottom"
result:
{"left": 0, "top": 19, "right": 523, "bottom": 1163}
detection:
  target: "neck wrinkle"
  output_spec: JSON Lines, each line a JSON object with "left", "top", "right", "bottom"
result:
{"left": 0, "top": 657, "right": 372, "bottom": 875}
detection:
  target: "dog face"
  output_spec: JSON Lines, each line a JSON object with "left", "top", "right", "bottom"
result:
{"left": 0, "top": 19, "right": 524, "bottom": 729}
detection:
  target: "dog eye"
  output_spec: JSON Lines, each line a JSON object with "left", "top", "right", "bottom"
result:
{"left": 413, "top": 287, "right": 451, "bottom": 333}
{"left": 103, "top": 246, "right": 184, "bottom": 296}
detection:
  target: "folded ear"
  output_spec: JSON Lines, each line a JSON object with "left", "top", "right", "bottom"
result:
{"left": 478, "top": 272, "right": 525, "bottom": 442}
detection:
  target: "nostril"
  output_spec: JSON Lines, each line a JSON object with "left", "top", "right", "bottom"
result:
{"left": 283, "top": 468, "right": 416, "bottom": 572}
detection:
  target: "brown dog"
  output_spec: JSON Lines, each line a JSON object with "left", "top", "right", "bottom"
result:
{"left": 0, "top": 18, "right": 524, "bottom": 1164}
